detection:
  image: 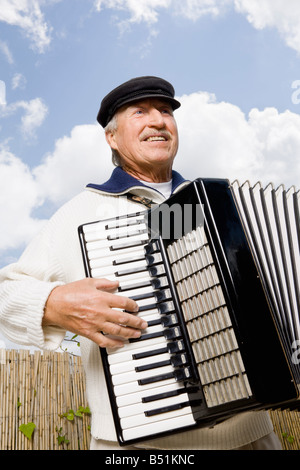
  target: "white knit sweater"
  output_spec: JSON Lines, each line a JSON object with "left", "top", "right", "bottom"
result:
{"left": 0, "top": 183, "right": 273, "bottom": 449}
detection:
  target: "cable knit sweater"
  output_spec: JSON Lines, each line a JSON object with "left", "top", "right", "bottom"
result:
{"left": 0, "top": 167, "right": 273, "bottom": 449}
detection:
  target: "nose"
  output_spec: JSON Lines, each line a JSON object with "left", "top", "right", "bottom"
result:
{"left": 148, "top": 108, "right": 165, "bottom": 128}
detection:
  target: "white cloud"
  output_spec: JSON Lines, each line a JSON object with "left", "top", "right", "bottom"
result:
{"left": 0, "top": 145, "right": 45, "bottom": 251}
{"left": 33, "top": 123, "right": 112, "bottom": 205}
{"left": 0, "top": 39, "right": 14, "bottom": 64}
{"left": 0, "top": 97, "right": 48, "bottom": 138}
{"left": 1, "top": 91, "right": 300, "bottom": 257}
{"left": 173, "top": 0, "right": 231, "bottom": 21}
{"left": 0, "top": 81, "right": 6, "bottom": 106}
{"left": 234, "top": 0, "right": 300, "bottom": 54}
{"left": 0, "top": 0, "right": 53, "bottom": 53}
{"left": 175, "top": 92, "right": 263, "bottom": 181}
{"left": 0, "top": 124, "right": 113, "bottom": 254}
{"left": 95, "top": 0, "right": 171, "bottom": 25}
{"left": 19, "top": 97, "right": 48, "bottom": 138}
{"left": 94, "top": 0, "right": 229, "bottom": 28}
{"left": 0, "top": 92, "right": 300, "bottom": 260}
{"left": 175, "top": 92, "right": 300, "bottom": 188}
{"left": 95, "top": 0, "right": 300, "bottom": 53}
{"left": 11, "top": 73, "right": 27, "bottom": 90}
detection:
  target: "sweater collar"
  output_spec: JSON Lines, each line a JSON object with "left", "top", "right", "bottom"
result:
{"left": 86, "top": 166, "right": 187, "bottom": 195}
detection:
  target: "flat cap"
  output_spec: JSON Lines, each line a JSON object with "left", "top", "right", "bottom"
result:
{"left": 97, "top": 76, "right": 181, "bottom": 127}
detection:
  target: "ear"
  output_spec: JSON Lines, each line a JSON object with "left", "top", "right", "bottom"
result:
{"left": 105, "top": 130, "right": 118, "bottom": 151}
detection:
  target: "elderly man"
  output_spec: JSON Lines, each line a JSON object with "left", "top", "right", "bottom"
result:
{"left": 0, "top": 76, "right": 281, "bottom": 450}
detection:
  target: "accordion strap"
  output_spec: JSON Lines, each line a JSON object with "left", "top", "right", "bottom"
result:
{"left": 125, "top": 192, "right": 154, "bottom": 209}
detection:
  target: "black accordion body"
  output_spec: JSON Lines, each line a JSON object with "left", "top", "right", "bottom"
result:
{"left": 78, "top": 178, "right": 300, "bottom": 446}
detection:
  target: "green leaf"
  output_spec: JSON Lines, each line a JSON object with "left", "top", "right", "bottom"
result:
{"left": 19, "top": 422, "right": 36, "bottom": 440}
{"left": 66, "top": 409, "right": 75, "bottom": 421}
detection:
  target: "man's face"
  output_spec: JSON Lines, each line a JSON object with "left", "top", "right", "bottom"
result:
{"left": 105, "top": 98, "right": 179, "bottom": 180}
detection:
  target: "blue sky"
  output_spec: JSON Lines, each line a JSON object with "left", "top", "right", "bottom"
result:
{"left": 0, "top": 0, "right": 300, "bottom": 348}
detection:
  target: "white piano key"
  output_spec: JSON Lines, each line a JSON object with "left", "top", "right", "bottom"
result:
{"left": 107, "top": 336, "right": 168, "bottom": 362}
{"left": 121, "top": 405, "right": 194, "bottom": 430}
{"left": 93, "top": 270, "right": 151, "bottom": 284}
{"left": 118, "top": 285, "right": 156, "bottom": 299}
{"left": 122, "top": 413, "right": 196, "bottom": 441}
{"left": 86, "top": 232, "right": 149, "bottom": 253}
{"left": 118, "top": 392, "right": 191, "bottom": 418}
{"left": 87, "top": 243, "right": 148, "bottom": 260}
{"left": 91, "top": 259, "right": 148, "bottom": 278}
{"left": 107, "top": 338, "right": 169, "bottom": 365}
{"left": 89, "top": 249, "right": 145, "bottom": 269}
{"left": 112, "top": 350, "right": 172, "bottom": 388}
{"left": 114, "top": 377, "right": 176, "bottom": 397}
{"left": 116, "top": 382, "right": 185, "bottom": 407}
{"left": 110, "top": 352, "right": 171, "bottom": 375}
{"left": 83, "top": 216, "right": 147, "bottom": 239}
{"left": 83, "top": 221, "right": 147, "bottom": 242}
{"left": 105, "top": 215, "right": 146, "bottom": 230}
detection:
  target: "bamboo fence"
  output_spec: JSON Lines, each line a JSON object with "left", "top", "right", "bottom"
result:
{"left": 0, "top": 348, "right": 299, "bottom": 450}
{"left": 0, "top": 349, "right": 90, "bottom": 450}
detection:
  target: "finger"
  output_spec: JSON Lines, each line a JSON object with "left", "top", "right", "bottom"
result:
{"left": 109, "top": 308, "right": 147, "bottom": 331}
{"left": 89, "top": 330, "right": 125, "bottom": 349}
{"left": 93, "top": 278, "right": 119, "bottom": 292}
{"left": 108, "top": 293, "right": 139, "bottom": 313}
{"left": 102, "top": 321, "right": 144, "bottom": 340}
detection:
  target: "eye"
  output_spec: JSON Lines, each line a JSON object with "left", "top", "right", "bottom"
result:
{"left": 161, "top": 107, "right": 173, "bottom": 115}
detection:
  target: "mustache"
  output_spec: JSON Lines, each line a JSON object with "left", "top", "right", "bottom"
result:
{"left": 139, "top": 130, "right": 171, "bottom": 141}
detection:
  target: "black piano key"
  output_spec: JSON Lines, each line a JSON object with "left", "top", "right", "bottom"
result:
{"left": 167, "top": 339, "right": 185, "bottom": 354}
{"left": 144, "top": 240, "right": 160, "bottom": 255}
{"left": 138, "top": 371, "right": 174, "bottom": 385}
{"left": 155, "top": 289, "right": 172, "bottom": 302}
{"left": 113, "top": 254, "right": 145, "bottom": 266}
{"left": 146, "top": 313, "right": 177, "bottom": 328}
{"left": 129, "top": 331, "right": 164, "bottom": 343}
{"left": 107, "top": 228, "right": 148, "bottom": 241}
{"left": 132, "top": 347, "right": 168, "bottom": 360}
{"left": 158, "top": 301, "right": 175, "bottom": 314}
{"left": 130, "top": 291, "right": 155, "bottom": 301}
{"left": 149, "top": 265, "right": 166, "bottom": 277}
{"left": 145, "top": 253, "right": 162, "bottom": 266}
{"left": 137, "top": 303, "right": 158, "bottom": 312}
{"left": 132, "top": 340, "right": 185, "bottom": 361}
{"left": 129, "top": 288, "right": 171, "bottom": 303}
{"left": 135, "top": 359, "right": 171, "bottom": 372}
{"left": 151, "top": 276, "right": 169, "bottom": 289}
{"left": 105, "top": 212, "right": 145, "bottom": 230}
{"left": 171, "top": 353, "right": 188, "bottom": 367}
{"left": 115, "top": 266, "right": 147, "bottom": 277}
{"left": 130, "top": 325, "right": 182, "bottom": 344}
{"left": 118, "top": 279, "right": 152, "bottom": 292}
{"left": 142, "top": 386, "right": 198, "bottom": 403}
{"left": 140, "top": 313, "right": 178, "bottom": 328}
{"left": 145, "top": 399, "right": 202, "bottom": 417}
{"left": 138, "top": 366, "right": 192, "bottom": 386}
{"left": 146, "top": 319, "right": 161, "bottom": 327}
{"left": 110, "top": 239, "right": 146, "bottom": 251}
{"left": 145, "top": 401, "right": 191, "bottom": 417}
{"left": 135, "top": 353, "right": 188, "bottom": 373}
{"left": 164, "top": 326, "right": 182, "bottom": 340}
{"left": 105, "top": 219, "right": 141, "bottom": 230}
{"left": 161, "top": 313, "right": 178, "bottom": 327}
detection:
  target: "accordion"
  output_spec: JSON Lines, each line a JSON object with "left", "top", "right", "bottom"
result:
{"left": 78, "top": 178, "right": 300, "bottom": 446}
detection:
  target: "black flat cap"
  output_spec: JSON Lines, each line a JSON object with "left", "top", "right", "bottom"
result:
{"left": 97, "top": 76, "right": 181, "bottom": 127}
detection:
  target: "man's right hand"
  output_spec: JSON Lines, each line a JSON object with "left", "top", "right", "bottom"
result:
{"left": 42, "top": 278, "right": 147, "bottom": 348}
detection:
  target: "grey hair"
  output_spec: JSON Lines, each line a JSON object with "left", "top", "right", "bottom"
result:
{"left": 105, "top": 114, "right": 122, "bottom": 167}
